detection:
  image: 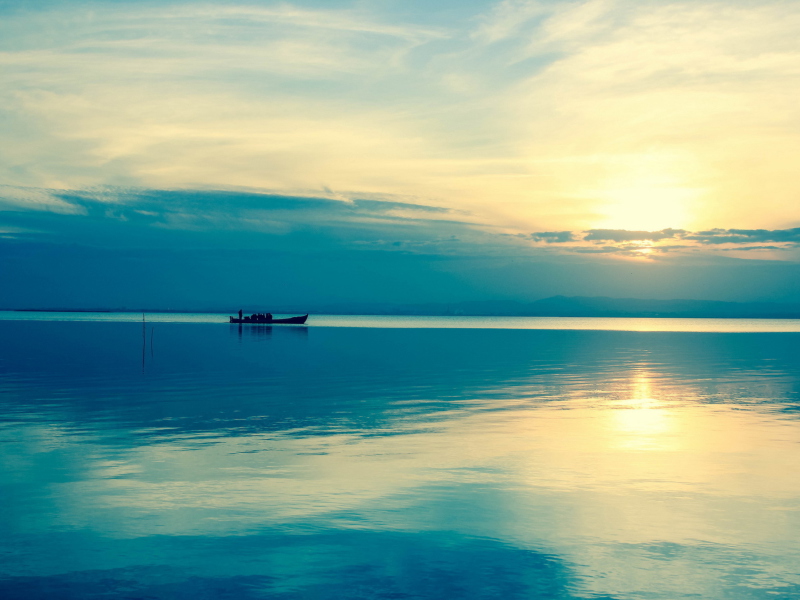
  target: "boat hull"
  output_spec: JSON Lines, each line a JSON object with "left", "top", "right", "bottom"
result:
{"left": 230, "top": 314, "right": 308, "bottom": 325}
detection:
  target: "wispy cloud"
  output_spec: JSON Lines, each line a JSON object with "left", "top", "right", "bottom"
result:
{"left": 5, "top": 183, "right": 800, "bottom": 265}
{"left": 0, "top": 184, "right": 85, "bottom": 214}
{"left": 4, "top": 185, "right": 800, "bottom": 308}
{"left": 685, "top": 229, "right": 800, "bottom": 245}
{"left": 583, "top": 229, "right": 685, "bottom": 242}
{"left": 0, "top": 185, "right": 522, "bottom": 259}
{"left": 531, "top": 230, "right": 575, "bottom": 243}
{"left": 2, "top": 0, "right": 800, "bottom": 235}
{"left": 526, "top": 226, "right": 800, "bottom": 258}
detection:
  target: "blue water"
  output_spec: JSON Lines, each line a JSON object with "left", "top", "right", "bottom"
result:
{"left": 1, "top": 315, "right": 800, "bottom": 599}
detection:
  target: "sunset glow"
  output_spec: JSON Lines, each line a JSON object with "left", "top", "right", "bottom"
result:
{"left": 3, "top": 0, "right": 800, "bottom": 306}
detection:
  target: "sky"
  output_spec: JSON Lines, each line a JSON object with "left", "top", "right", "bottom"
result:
{"left": 2, "top": 0, "right": 800, "bottom": 308}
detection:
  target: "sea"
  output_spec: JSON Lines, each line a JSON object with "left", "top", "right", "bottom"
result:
{"left": 1, "top": 311, "right": 799, "bottom": 600}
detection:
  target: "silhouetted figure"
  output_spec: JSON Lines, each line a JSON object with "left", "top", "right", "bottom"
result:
{"left": 238, "top": 309, "right": 243, "bottom": 320}
{"left": 266, "top": 313, "right": 273, "bottom": 320}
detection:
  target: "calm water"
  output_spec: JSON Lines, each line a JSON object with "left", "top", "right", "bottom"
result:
{"left": 1, "top": 315, "right": 800, "bottom": 599}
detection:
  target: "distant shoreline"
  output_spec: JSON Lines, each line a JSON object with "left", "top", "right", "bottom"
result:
{"left": 14, "top": 309, "right": 113, "bottom": 313}
{"left": 6, "top": 311, "right": 800, "bottom": 320}
{"left": 6, "top": 296, "right": 800, "bottom": 320}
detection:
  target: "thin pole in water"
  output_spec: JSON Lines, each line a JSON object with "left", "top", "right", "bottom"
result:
{"left": 142, "top": 312, "right": 146, "bottom": 372}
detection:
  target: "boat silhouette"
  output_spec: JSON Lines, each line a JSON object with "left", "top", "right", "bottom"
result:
{"left": 229, "top": 312, "right": 308, "bottom": 325}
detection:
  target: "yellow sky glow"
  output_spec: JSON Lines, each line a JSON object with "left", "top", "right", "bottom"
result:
{"left": 1, "top": 1, "right": 800, "bottom": 237}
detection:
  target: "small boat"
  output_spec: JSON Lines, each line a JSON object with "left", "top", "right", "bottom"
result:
{"left": 230, "top": 314, "right": 308, "bottom": 325}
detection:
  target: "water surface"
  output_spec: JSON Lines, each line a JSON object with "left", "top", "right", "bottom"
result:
{"left": 1, "top": 318, "right": 799, "bottom": 599}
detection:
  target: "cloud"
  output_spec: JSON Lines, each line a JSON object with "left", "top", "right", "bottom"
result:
{"left": 4, "top": 186, "right": 800, "bottom": 309}
{"left": 0, "top": 186, "right": 522, "bottom": 261}
{"left": 685, "top": 228, "right": 800, "bottom": 245}
{"left": 501, "top": 0, "right": 800, "bottom": 230}
{"left": 1, "top": 0, "right": 799, "bottom": 234}
{"left": 0, "top": 184, "right": 84, "bottom": 214}
{"left": 473, "top": 0, "right": 555, "bottom": 44}
{"left": 530, "top": 230, "right": 575, "bottom": 243}
{"left": 583, "top": 228, "right": 686, "bottom": 242}
{"left": 525, "top": 225, "right": 800, "bottom": 257}
{"left": 4, "top": 184, "right": 800, "bottom": 263}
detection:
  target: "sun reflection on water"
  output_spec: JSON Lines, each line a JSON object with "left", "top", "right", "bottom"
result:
{"left": 2, "top": 324, "right": 800, "bottom": 600}
{"left": 611, "top": 403, "right": 675, "bottom": 450}
{"left": 609, "top": 372, "right": 679, "bottom": 451}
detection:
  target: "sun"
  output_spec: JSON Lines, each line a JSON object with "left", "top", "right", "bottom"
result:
{"left": 599, "top": 185, "right": 696, "bottom": 231}
{"left": 588, "top": 154, "right": 705, "bottom": 231}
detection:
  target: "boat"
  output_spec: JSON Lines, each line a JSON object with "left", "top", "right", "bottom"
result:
{"left": 229, "top": 313, "right": 308, "bottom": 325}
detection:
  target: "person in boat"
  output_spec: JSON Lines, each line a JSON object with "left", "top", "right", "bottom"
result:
{"left": 238, "top": 309, "right": 243, "bottom": 320}
{"left": 266, "top": 313, "right": 272, "bottom": 320}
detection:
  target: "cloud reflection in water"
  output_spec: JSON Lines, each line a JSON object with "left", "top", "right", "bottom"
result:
{"left": 1, "top": 322, "right": 799, "bottom": 599}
